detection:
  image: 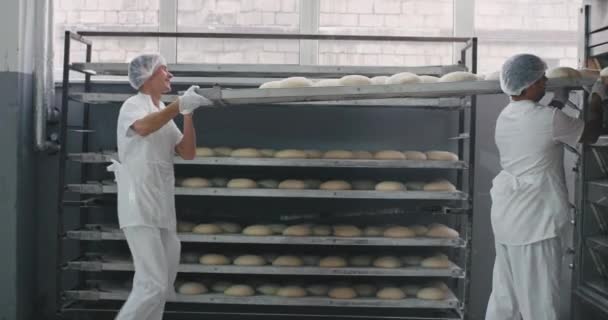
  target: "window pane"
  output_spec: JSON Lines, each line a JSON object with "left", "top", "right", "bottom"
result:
{"left": 475, "top": 0, "right": 582, "bottom": 74}
{"left": 177, "top": 0, "right": 300, "bottom": 64}
{"left": 318, "top": 0, "right": 454, "bottom": 66}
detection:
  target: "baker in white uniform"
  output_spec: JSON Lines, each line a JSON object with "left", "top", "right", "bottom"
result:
{"left": 108, "top": 53, "right": 211, "bottom": 320}
{"left": 485, "top": 54, "right": 603, "bottom": 320}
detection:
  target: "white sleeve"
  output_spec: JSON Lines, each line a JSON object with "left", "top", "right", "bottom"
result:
{"left": 552, "top": 109, "right": 584, "bottom": 148}
{"left": 117, "top": 100, "right": 148, "bottom": 137}
{"left": 170, "top": 120, "right": 184, "bottom": 146}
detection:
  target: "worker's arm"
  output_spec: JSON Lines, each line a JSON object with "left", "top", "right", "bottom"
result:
{"left": 175, "top": 114, "right": 196, "bottom": 160}
{"left": 579, "top": 93, "right": 604, "bottom": 144}
{"left": 130, "top": 102, "right": 180, "bottom": 137}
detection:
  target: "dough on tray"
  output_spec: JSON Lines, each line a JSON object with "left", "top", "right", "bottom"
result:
{"left": 283, "top": 224, "right": 312, "bottom": 236}
{"left": 322, "top": 150, "right": 354, "bottom": 159}
{"left": 383, "top": 226, "right": 416, "bottom": 238}
{"left": 370, "top": 76, "right": 389, "bottom": 85}
{"left": 362, "top": 226, "right": 385, "bottom": 237}
{"left": 376, "top": 287, "right": 406, "bottom": 300}
{"left": 195, "top": 147, "right": 215, "bottom": 157}
{"left": 192, "top": 223, "right": 223, "bottom": 235}
{"left": 438, "top": 71, "right": 479, "bottom": 82}
{"left": 257, "top": 179, "right": 279, "bottom": 189}
{"left": 272, "top": 255, "right": 304, "bottom": 267}
{"left": 217, "top": 222, "right": 241, "bottom": 233}
{"left": 212, "top": 147, "right": 233, "bottom": 157}
{"left": 224, "top": 284, "right": 255, "bottom": 297}
{"left": 426, "top": 224, "right": 459, "bottom": 238}
{"left": 387, "top": 72, "right": 421, "bottom": 84}
{"left": 419, "top": 75, "right": 439, "bottom": 83}
{"left": 312, "top": 225, "right": 332, "bottom": 236}
{"left": 277, "top": 286, "right": 307, "bottom": 297}
{"left": 227, "top": 178, "right": 258, "bottom": 189}
{"left": 320, "top": 180, "right": 352, "bottom": 190}
{"left": 319, "top": 256, "right": 348, "bottom": 268}
{"left": 339, "top": 75, "right": 372, "bottom": 86}
{"left": 274, "top": 149, "right": 308, "bottom": 159}
{"left": 425, "top": 151, "right": 459, "bottom": 161}
{"left": 178, "top": 282, "right": 207, "bottom": 295}
{"left": 306, "top": 284, "right": 329, "bottom": 296}
{"left": 230, "top": 148, "right": 262, "bottom": 158}
{"left": 278, "top": 179, "right": 308, "bottom": 190}
{"left": 333, "top": 225, "right": 362, "bottom": 237}
{"left": 374, "top": 150, "right": 406, "bottom": 160}
{"left": 259, "top": 80, "right": 282, "bottom": 89}
{"left": 328, "top": 287, "right": 358, "bottom": 299}
{"left": 199, "top": 254, "right": 231, "bottom": 265}
{"left": 375, "top": 181, "right": 406, "bottom": 191}
{"left": 403, "top": 151, "right": 427, "bottom": 160}
{"left": 242, "top": 225, "right": 274, "bottom": 236}
{"left": 373, "top": 256, "right": 402, "bottom": 268}
{"left": 313, "top": 79, "right": 342, "bottom": 87}
{"left": 423, "top": 180, "right": 457, "bottom": 192}
{"left": 257, "top": 283, "right": 280, "bottom": 295}
{"left": 417, "top": 287, "right": 447, "bottom": 300}
{"left": 280, "top": 77, "right": 313, "bottom": 88}
{"left": 181, "top": 178, "right": 210, "bottom": 188}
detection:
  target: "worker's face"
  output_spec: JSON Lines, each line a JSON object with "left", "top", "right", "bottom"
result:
{"left": 527, "top": 75, "right": 547, "bottom": 102}
{"left": 148, "top": 65, "right": 173, "bottom": 94}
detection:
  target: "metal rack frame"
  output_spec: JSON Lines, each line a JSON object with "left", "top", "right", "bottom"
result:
{"left": 58, "top": 30, "right": 480, "bottom": 320}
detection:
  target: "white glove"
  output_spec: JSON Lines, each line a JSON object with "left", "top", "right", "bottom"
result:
{"left": 178, "top": 85, "right": 213, "bottom": 115}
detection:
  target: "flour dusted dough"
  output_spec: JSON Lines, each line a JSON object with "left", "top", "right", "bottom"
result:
{"left": 329, "top": 287, "right": 358, "bottom": 299}
{"left": 370, "top": 76, "right": 389, "bottom": 85}
{"left": 333, "top": 225, "right": 362, "bottom": 237}
{"left": 199, "top": 254, "right": 231, "bottom": 265}
{"left": 387, "top": 72, "right": 421, "bottom": 84}
{"left": 227, "top": 178, "right": 257, "bottom": 189}
{"left": 213, "top": 147, "right": 233, "bottom": 157}
{"left": 426, "top": 224, "right": 459, "bottom": 238}
{"left": 546, "top": 67, "right": 581, "bottom": 79}
{"left": 278, "top": 179, "right": 308, "bottom": 190}
{"left": 383, "top": 226, "right": 416, "bottom": 238}
{"left": 231, "top": 148, "right": 262, "bottom": 158}
{"left": 375, "top": 181, "right": 406, "bottom": 191}
{"left": 277, "top": 286, "right": 307, "bottom": 297}
{"left": 259, "top": 80, "right": 282, "bottom": 89}
{"left": 319, "top": 256, "right": 348, "bottom": 268}
{"left": 178, "top": 282, "right": 207, "bottom": 295}
{"left": 373, "top": 256, "right": 402, "bottom": 268}
{"left": 376, "top": 287, "right": 406, "bottom": 300}
{"left": 195, "top": 147, "right": 215, "bottom": 157}
{"left": 410, "top": 225, "right": 429, "bottom": 236}
{"left": 353, "top": 150, "right": 374, "bottom": 159}
{"left": 320, "top": 180, "right": 352, "bottom": 190}
{"left": 233, "top": 254, "right": 266, "bottom": 266}
{"left": 224, "top": 284, "right": 255, "bottom": 297}
{"left": 314, "top": 79, "right": 342, "bottom": 87}
{"left": 417, "top": 287, "right": 446, "bottom": 300}
{"left": 280, "top": 77, "right": 313, "bottom": 88}
{"left": 374, "top": 150, "right": 405, "bottom": 160}
{"left": 275, "top": 149, "right": 308, "bottom": 159}
{"left": 283, "top": 224, "right": 312, "bottom": 236}
{"left": 312, "top": 225, "right": 332, "bottom": 236}
{"left": 438, "top": 71, "right": 478, "bottom": 82}
{"left": 419, "top": 75, "right": 439, "bottom": 83}
{"left": 421, "top": 256, "right": 451, "bottom": 268}
{"left": 272, "top": 255, "right": 304, "bottom": 267}
{"left": 349, "top": 255, "right": 373, "bottom": 267}
{"left": 403, "top": 151, "right": 427, "bottom": 160}
{"left": 423, "top": 180, "right": 457, "bottom": 192}
{"left": 323, "top": 150, "right": 354, "bottom": 159}
{"left": 426, "top": 151, "right": 459, "bottom": 161}
{"left": 242, "top": 225, "right": 273, "bottom": 236}
{"left": 181, "top": 178, "right": 210, "bottom": 188}
{"left": 339, "top": 75, "right": 372, "bottom": 86}
{"left": 192, "top": 224, "right": 223, "bottom": 235}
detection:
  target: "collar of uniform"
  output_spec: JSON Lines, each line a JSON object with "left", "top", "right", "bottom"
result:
{"left": 136, "top": 91, "right": 163, "bottom": 110}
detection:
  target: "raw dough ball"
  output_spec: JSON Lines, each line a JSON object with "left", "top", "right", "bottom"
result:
{"left": 224, "top": 284, "right": 255, "bottom": 297}
{"left": 312, "top": 225, "right": 332, "bottom": 236}
{"left": 428, "top": 281, "right": 450, "bottom": 293}
{"left": 306, "top": 284, "right": 329, "bottom": 296}
{"left": 280, "top": 77, "right": 313, "bottom": 88}
{"left": 426, "top": 224, "right": 459, "bottom": 238}
{"left": 272, "top": 255, "right": 304, "bottom": 267}
{"left": 423, "top": 180, "right": 457, "bottom": 192}
{"left": 177, "top": 221, "right": 196, "bottom": 233}
{"left": 373, "top": 256, "right": 402, "bottom": 268}
{"left": 302, "top": 255, "right": 320, "bottom": 266}
{"left": 319, "top": 256, "right": 348, "bottom": 268}
{"left": 304, "top": 179, "right": 322, "bottom": 189}
{"left": 277, "top": 286, "right": 307, "bottom": 297}
{"left": 484, "top": 71, "right": 500, "bottom": 81}
{"left": 233, "top": 254, "right": 266, "bottom": 266}
{"left": 210, "top": 177, "right": 228, "bottom": 188}
{"left": 403, "top": 151, "right": 427, "bottom": 160}
{"left": 259, "top": 149, "right": 276, "bottom": 157}
{"left": 383, "top": 226, "right": 416, "bottom": 238}
{"left": 405, "top": 181, "right": 426, "bottom": 191}
{"left": 181, "top": 178, "right": 210, "bottom": 188}
{"left": 258, "top": 179, "right": 279, "bottom": 189}
{"left": 283, "top": 224, "right": 312, "bottom": 236}
{"left": 546, "top": 67, "right": 581, "bottom": 79}
{"left": 217, "top": 222, "right": 242, "bottom": 234}
{"left": 278, "top": 179, "right": 308, "bottom": 190}
{"left": 227, "top": 178, "right": 258, "bottom": 189}
{"left": 371, "top": 76, "right": 389, "bottom": 85}
{"left": 363, "top": 226, "right": 385, "bottom": 237}
{"left": 354, "top": 284, "right": 377, "bottom": 297}
{"left": 275, "top": 149, "right": 308, "bottom": 159}
{"left": 213, "top": 147, "right": 233, "bottom": 157}
{"left": 320, "top": 180, "right": 352, "bottom": 190}
{"left": 304, "top": 149, "right": 323, "bottom": 158}
{"left": 268, "top": 224, "right": 287, "bottom": 234}
{"left": 353, "top": 150, "right": 374, "bottom": 159}
{"left": 438, "top": 71, "right": 479, "bottom": 82}
{"left": 374, "top": 150, "right": 405, "bottom": 160}
{"left": 193, "top": 224, "right": 223, "bottom": 235}
{"left": 257, "top": 283, "right": 280, "bottom": 295}
{"left": 231, "top": 148, "right": 262, "bottom": 158}
{"left": 401, "top": 256, "right": 423, "bottom": 266}
{"left": 322, "top": 150, "right": 354, "bottom": 159}
{"left": 329, "top": 287, "right": 358, "bottom": 299}
{"left": 180, "top": 252, "right": 200, "bottom": 264}
{"left": 178, "top": 282, "right": 207, "bottom": 295}
{"left": 421, "top": 256, "right": 451, "bottom": 268}
{"left": 199, "top": 254, "right": 231, "bottom": 265}
{"left": 211, "top": 281, "right": 232, "bottom": 293}
{"left": 314, "top": 79, "right": 342, "bottom": 87}
{"left": 376, "top": 287, "right": 406, "bottom": 300}
{"left": 410, "top": 225, "right": 429, "bottom": 236}
{"left": 259, "top": 80, "right": 282, "bottom": 89}
{"left": 352, "top": 180, "right": 376, "bottom": 190}
{"left": 333, "top": 225, "right": 362, "bottom": 237}
{"left": 339, "top": 75, "right": 372, "bottom": 86}
{"left": 243, "top": 225, "right": 273, "bottom": 236}
{"left": 417, "top": 287, "right": 446, "bottom": 300}
{"left": 349, "top": 255, "right": 373, "bottom": 267}
{"left": 375, "top": 181, "right": 406, "bottom": 191}
{"left": 387, "top": 72, "right": 421, "bottom": 84}
{"left": 419, "top": 75, "right": 439, "bottom": 83}
{"left": 426, "top": 151, "right": 459, "bottom": 161}
{"left": 195, "top": 147, "right": 215, "bottom": 157}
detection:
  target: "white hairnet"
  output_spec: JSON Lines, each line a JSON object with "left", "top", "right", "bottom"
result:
{"left": 600, "top": 66, "right": 608, "bottom": 77}
{"left": 128, "top": 54, "right": 167, "bottom": 90}
{"left": 500, "top": 54, "right": 547, "bottom": 96}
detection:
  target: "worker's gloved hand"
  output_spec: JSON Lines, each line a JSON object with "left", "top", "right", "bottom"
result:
{"left": 178, "top": 85, "right": 213, "bottom": 115}
{"left": 549, "top": 88, "right": 571, "bottom": 109}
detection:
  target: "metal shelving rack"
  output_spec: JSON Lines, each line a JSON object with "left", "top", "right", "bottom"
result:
{"left": 55, "top": 30, "right": 485, "bottom": 320}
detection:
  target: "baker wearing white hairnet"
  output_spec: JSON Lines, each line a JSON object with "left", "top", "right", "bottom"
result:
{"left": 108, "top": 53, "right": 212, "bottom": 320}
{"left": 485, "top": 54, "right": 603, "bottom": 320}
